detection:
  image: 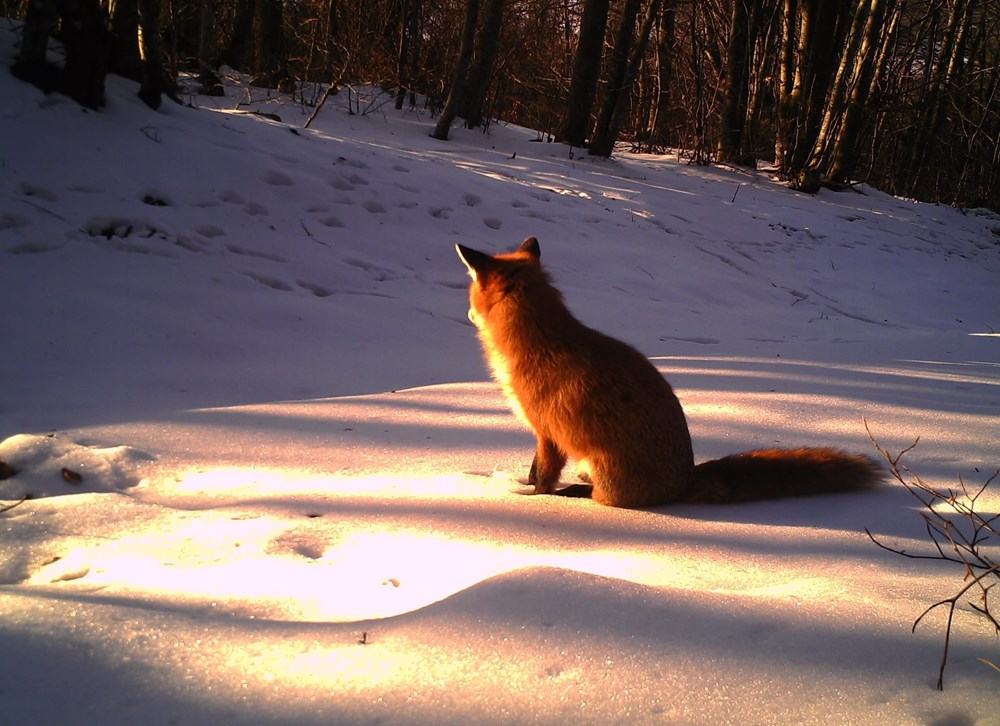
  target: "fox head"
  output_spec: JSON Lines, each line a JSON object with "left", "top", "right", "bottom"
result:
{"left": 456, "top": 237, "right": 544, "bottom": 327}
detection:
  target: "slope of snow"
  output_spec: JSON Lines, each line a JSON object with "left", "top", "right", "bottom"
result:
{"left": 2, "top": 22, "right": 999, "bottom": 724}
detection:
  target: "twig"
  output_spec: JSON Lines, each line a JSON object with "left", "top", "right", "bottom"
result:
{"left": 865, "top": 421, "right": 999, "bottom": 690}
{"left": 1, "top": 495, "right": 28, "bottom": 514}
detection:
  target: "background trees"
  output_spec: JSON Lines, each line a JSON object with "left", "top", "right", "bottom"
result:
{"left": 7, "top": 0, "right": 998, "bottom": 209}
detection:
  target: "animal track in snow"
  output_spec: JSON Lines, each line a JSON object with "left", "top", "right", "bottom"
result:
{"left": 243, "top": 201, "right": 268, "bottom": 216}
{"left": 0, "top": 212, "right": 31, "bottom": 231}
{"left": 140, "top": 189, "right": 171, "bottom": 207}
{"left": 430, "top": 207, "right": 452, "bottom": 219}
{"left": 362, "top": 200, "right": 386, "bottom": 214}
{"left": 483, "top": 217, "right": 502, "bottom": 230}
{"left": 195, "top": 224, "right": 226, "bottom": 238}
{"left": 219, "top": 190, "right": 245, "bottom": 205}
{"left": 298, "top": 280, "right": 334, "bottom": 297}
{"left": 463, "top": 194, "right": 482, "bottom": 207}
{"left": 245, "top": 272, "right": 293, "bottom": 291}
{"left": 260, "top": 170, "right": 294, "bottom": 186}
{"left": 317, "top": 216, "right": 344, "bottom": 228}
{"left": 335, "top": 156, "right": 370, "bottom": 170}
{"left": 5, "top": 241, "right": 63, "bottom": 255}
{"left": 226, "top": 244, "right": 287, "bottom": 263}
{"left": 19, "top": 182, "right": 58, "bottom": 202}
{"left": 329, "top": 177, "right": 355, "bottom": 191}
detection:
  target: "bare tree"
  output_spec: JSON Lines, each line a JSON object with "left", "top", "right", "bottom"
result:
{"left": 718, "top": 0, "right": 764, "bottom": 166}
{"left": 395, "top": 0, "right": 422, "bottom": 109}
{"left": 559, "top": 0, "right": 611, "bottom": 146}
{"left": 588, "top": 0, "right": 648, "bottom": 157}
{"left": 432, "top": 0, "right": 507, "bottom": 139}
{"left": 432, "top": 0, "right": 480, "bottom": 140}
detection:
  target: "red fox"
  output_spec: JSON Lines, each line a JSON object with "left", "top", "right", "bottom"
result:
{"left": 457, "top": 237, "right": 882, "bottom": 508}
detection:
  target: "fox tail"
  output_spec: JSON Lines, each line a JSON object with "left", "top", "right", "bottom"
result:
{"left": 687, "top": 448, "right": 883, "bottom": 504}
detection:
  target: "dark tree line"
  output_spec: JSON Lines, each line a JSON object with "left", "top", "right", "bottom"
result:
{"left": 6, "top": 0, "right": 999, "bottom": 209}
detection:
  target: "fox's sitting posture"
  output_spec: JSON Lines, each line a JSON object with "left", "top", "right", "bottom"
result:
{"left": 457, "top": 237, "right": 882, "bottom": 508}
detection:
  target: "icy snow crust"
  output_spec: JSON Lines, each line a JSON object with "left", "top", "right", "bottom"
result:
{"left": 2, "top": 23, "right": 999, "bottom": 725}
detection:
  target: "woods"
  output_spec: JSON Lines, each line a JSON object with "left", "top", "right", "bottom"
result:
{"left": 5, "top": 0, "right": 999, "bottom": 209}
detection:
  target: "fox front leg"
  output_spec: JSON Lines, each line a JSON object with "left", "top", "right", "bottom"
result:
{"left": 528, "top": 437, "right": 566, "bottom": 494}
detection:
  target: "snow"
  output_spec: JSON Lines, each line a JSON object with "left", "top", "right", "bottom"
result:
{"left": 2, "top": 21, "right": 1000, "bottom": 724}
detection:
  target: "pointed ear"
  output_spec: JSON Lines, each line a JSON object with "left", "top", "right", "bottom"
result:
{"left": 518, "top": 236, "right": 540, "bottom": 259}
{"left": 456, "top": 243, "right": 494, "bottom": 281}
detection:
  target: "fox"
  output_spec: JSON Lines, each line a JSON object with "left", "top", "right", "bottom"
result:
{"left": 456, "top": 236, "right": 882, "bottom": 508}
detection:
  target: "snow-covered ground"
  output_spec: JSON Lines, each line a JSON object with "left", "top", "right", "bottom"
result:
{"left": 2, "top": 21, "right": 999, "bottom": 724}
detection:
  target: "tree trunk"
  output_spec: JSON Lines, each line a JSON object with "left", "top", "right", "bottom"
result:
{"left": 774, "top": 0, "right": 798, "bottom": 170}
{"left": 254, "top": 0, "right": 286, "bottom": 88}
{"left": 777, "top": 0, "right": 850, "bottom": 188}
{"left": 588, "top": 0, "right": 645, "bottom": 156}
{"left": 395, "top": 0, "right": 421, "bottom": 109}
{"left": 907, "top": 0, "right": 974, "bottom": 197}
{"left": 12, "top": 0, "right": 58, "bottom": 88}
{"left": 719, "top": 0, "right": 759, "bottom": 166}
{"left": 458, "top": 0, "right": 507, "bottom": 129}
{"left": 109, "top": 0, "right": 141, "bottom": 81}
{"left": 137, "top": 0, "right": 164, "bottom": 109}
{"left": 644, "top": 0, "right": 677, "bottom": 148}
{"left": 559, "top": 0, "right": 611, "bottom": 146}
{"left": 820, "top": 0, "right": 896, "bottom": 183}
{"left": 223, "top": 0, "right": 255, "bottom": 71}
{"left": 432, "top": 0, "right": 480, "bottom": 140}
{"left": 61, "top": 0, "right": 111, "bottom": 110}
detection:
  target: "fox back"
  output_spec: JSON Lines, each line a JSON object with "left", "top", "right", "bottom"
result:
{"left": 457, "top": 237, "right": 695, "bottom": 507}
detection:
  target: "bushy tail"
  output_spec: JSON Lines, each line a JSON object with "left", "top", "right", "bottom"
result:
{"left": 687, "top": 448, "right": 883, "bottom": 504}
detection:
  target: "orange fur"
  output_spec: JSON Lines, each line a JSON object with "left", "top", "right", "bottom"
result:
{"left": 457, "top": 238, "right": 882, "bottom": 508}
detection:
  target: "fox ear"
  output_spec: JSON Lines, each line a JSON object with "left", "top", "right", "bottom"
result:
{"left": 456, "top": 243, "right": 494, "bottom": 281}
{"left": 519, "top": 237, "right": 540, "bottom": 259}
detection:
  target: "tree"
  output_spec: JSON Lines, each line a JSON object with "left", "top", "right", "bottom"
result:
{"left": 432, "top": 0, "right": 480, "bottom": 140}
{"left": 718, "top": 0, "right": 764, "bottom": 166}
{"left": 254, "top": 0, "right": 288, "bottom": 88}
{"left": 395, "top": 0, "right": 422, "bottom": 109}
{"left": 137, "top": 0, "right": 165, "bottom": 109}
{"left": 457, "top": 0, "right": 507, "bottom": 129}
{"left": 559, "top": 0, "right": 611, "bottom": 146}
{"left": 810, "top": 0, "right": 898, "bottom": 184}
{"left": 12, "top": 0, "right": 59, "bottom": 88}
{"left": 432, "top": 0, "right": 507, "bottom": 139}
{"left": 775, "top": 0, "right": 852, "bottom": 189}
{"left": 589, "top": 0, "right": 656, "bottom": 157}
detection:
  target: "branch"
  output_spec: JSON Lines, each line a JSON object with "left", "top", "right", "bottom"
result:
{"left": 865, "top": 423, "right": 999, "bottom": 690}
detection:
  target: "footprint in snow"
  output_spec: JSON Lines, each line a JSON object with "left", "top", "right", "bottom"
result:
{"left": 195, "top": 224, "right": 226, "bottom": 239}
{"left": 463, "top": 193, "right": 482, "bottom": 207}
{"left": 139, "top": 189, "right": 171, "bottom": 207}
{"left": 1, "top": 212, "right": 31, "bottom": 232}
{"left": 260, "top": 170, "right": 294, "bottom": 186}
{"left": 298, "top": 280, "right": 334, "bottom": 297}
{"left": 483, "top": 217, "right": 502, "bottom": 230}
{"left": 329, "top": 177, "right": 355, "bottom": 191}
{"left": 245, "top": 272, "right": 293, "bottom": 291}
{"left": 227, "top": 244, "right": 287, "bottom": 263}
{"left": 19, "top": 182, "right": 58, "bottom": 202}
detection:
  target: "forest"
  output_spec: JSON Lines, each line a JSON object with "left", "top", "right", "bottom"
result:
{"left": 6, "top": 0, "right": 1000, "bottom": 210}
